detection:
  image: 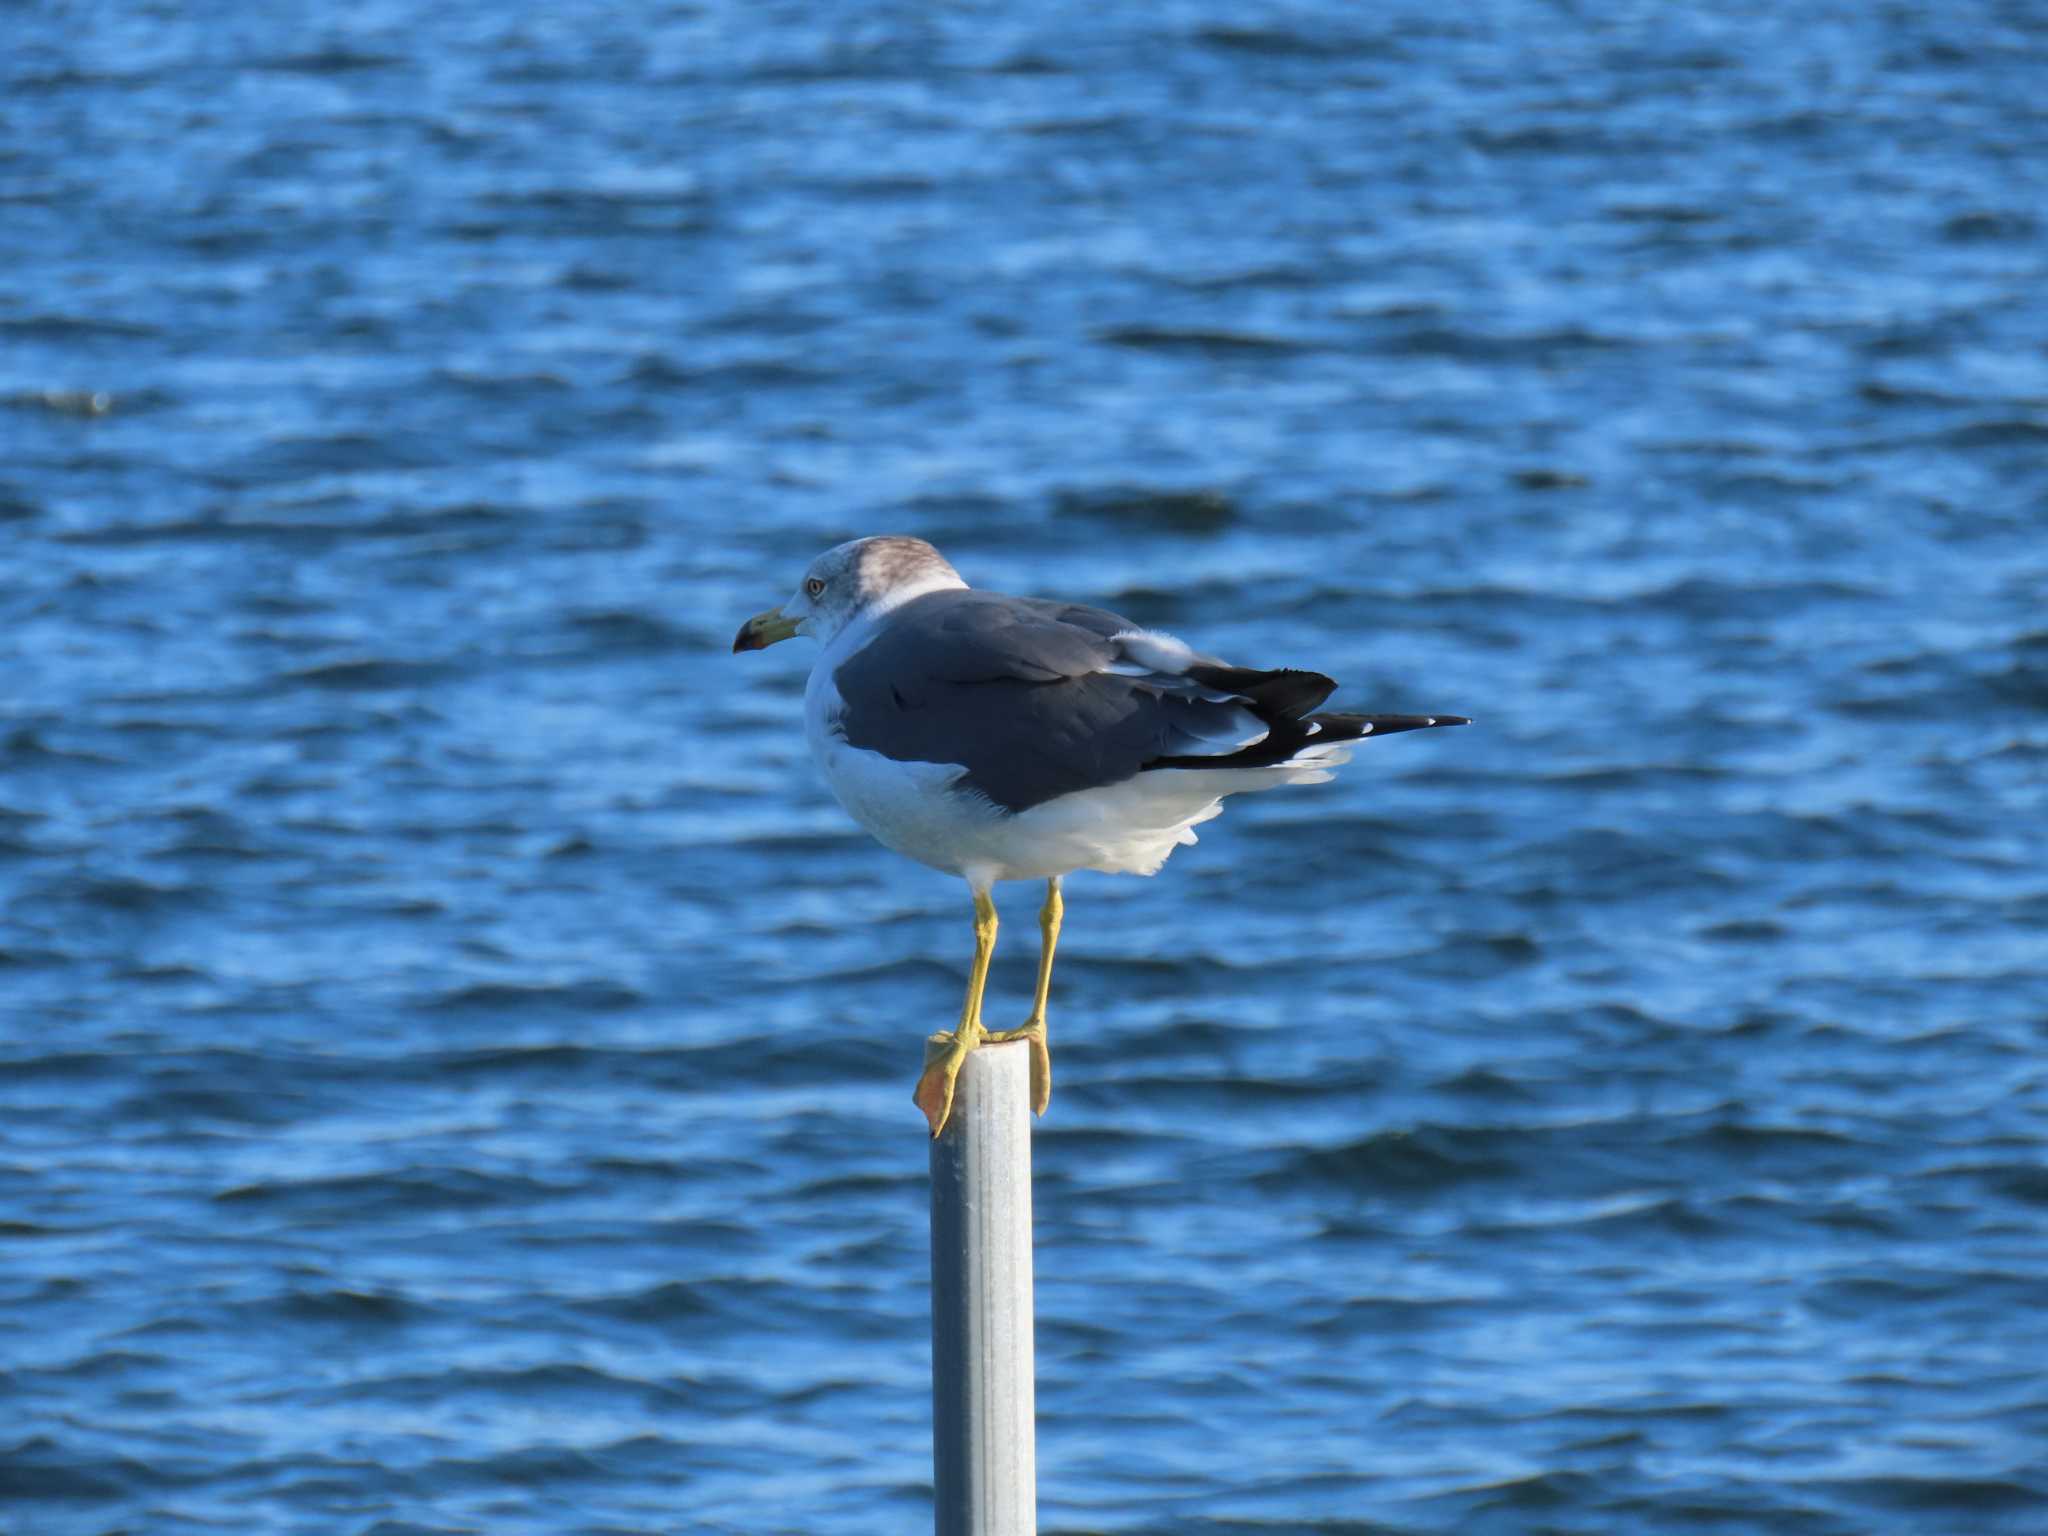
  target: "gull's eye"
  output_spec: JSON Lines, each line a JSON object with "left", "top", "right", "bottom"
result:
{"left": 805, "top": 578, "right": 826, "bottom": 598}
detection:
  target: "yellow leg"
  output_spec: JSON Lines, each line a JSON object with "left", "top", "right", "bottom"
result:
{"left": 988, "top": 876, "right": 1060, "bottom": 1116}
{"left": 913, "top": 885, "right": 998, "bottom": 1137}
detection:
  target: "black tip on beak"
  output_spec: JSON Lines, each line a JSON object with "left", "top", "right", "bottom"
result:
{"left": 733, "top": 607, "right": 798, "bottom": 654}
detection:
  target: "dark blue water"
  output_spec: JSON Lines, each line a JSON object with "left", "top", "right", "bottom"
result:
{"left": 6, "top": 2, "right": 2048, "bottom": 1531}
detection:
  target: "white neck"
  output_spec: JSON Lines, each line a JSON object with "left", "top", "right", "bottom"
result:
{"left": 864, "top": 570, "right": 967, "bottom": 618}
{"left": 812, "top": 577, "right": 961, "bottom": 671}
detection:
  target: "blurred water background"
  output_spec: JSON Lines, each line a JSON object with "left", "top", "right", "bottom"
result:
{"left": 5, "top": 2, "right": 2048, "bottom": 1532}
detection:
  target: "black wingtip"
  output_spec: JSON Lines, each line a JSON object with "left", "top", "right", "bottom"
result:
{"left": 1309, "top": 712, "right": 1470, "bottom": 741}
{"left": 1183, "top": 662, "right": 1337, "bottom": 718}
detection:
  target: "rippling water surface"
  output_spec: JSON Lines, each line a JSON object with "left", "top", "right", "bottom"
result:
{"left": 6, "top": 2, "right": 2048, "bottom": 1532}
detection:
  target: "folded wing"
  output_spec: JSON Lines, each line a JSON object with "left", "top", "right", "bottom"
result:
{"left": 829, "top": 589, "right": 1465, "bottom": 814}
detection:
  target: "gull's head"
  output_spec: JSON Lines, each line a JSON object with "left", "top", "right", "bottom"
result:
{"left": 732, "top": 536, "right": 967, "bottom": 653}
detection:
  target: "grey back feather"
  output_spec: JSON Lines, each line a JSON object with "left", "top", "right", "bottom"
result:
{"left": 829, "top": 591, "right": 1259, "bottom": 813}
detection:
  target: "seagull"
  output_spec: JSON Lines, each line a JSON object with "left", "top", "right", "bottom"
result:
{"left": 733, "top": 536, "right": 1467, "bottom": 1136}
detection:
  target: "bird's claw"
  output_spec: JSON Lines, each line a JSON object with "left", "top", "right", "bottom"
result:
{"left": 985, "top": 1019, "right": 1051, "bottom": 1117}
{"left": 914, "top": 1028, "right": 976, "bottom": 1138}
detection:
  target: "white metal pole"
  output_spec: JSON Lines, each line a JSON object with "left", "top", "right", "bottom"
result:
{"left": 929, "top": 1038, "right": 1037, "bottom": 1536}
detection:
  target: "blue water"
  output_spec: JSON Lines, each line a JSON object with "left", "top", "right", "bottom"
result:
{"left": 5, "top": 2, "right": 2048, "bottom": 1531}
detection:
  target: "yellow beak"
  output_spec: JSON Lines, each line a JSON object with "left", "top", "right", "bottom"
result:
{"left": 732, "top": 606, "right": 801, "bottom": 653}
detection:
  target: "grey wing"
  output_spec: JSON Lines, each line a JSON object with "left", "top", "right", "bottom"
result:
{"left": 828, "top": 590, "right": 1282, "bottom": 813}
